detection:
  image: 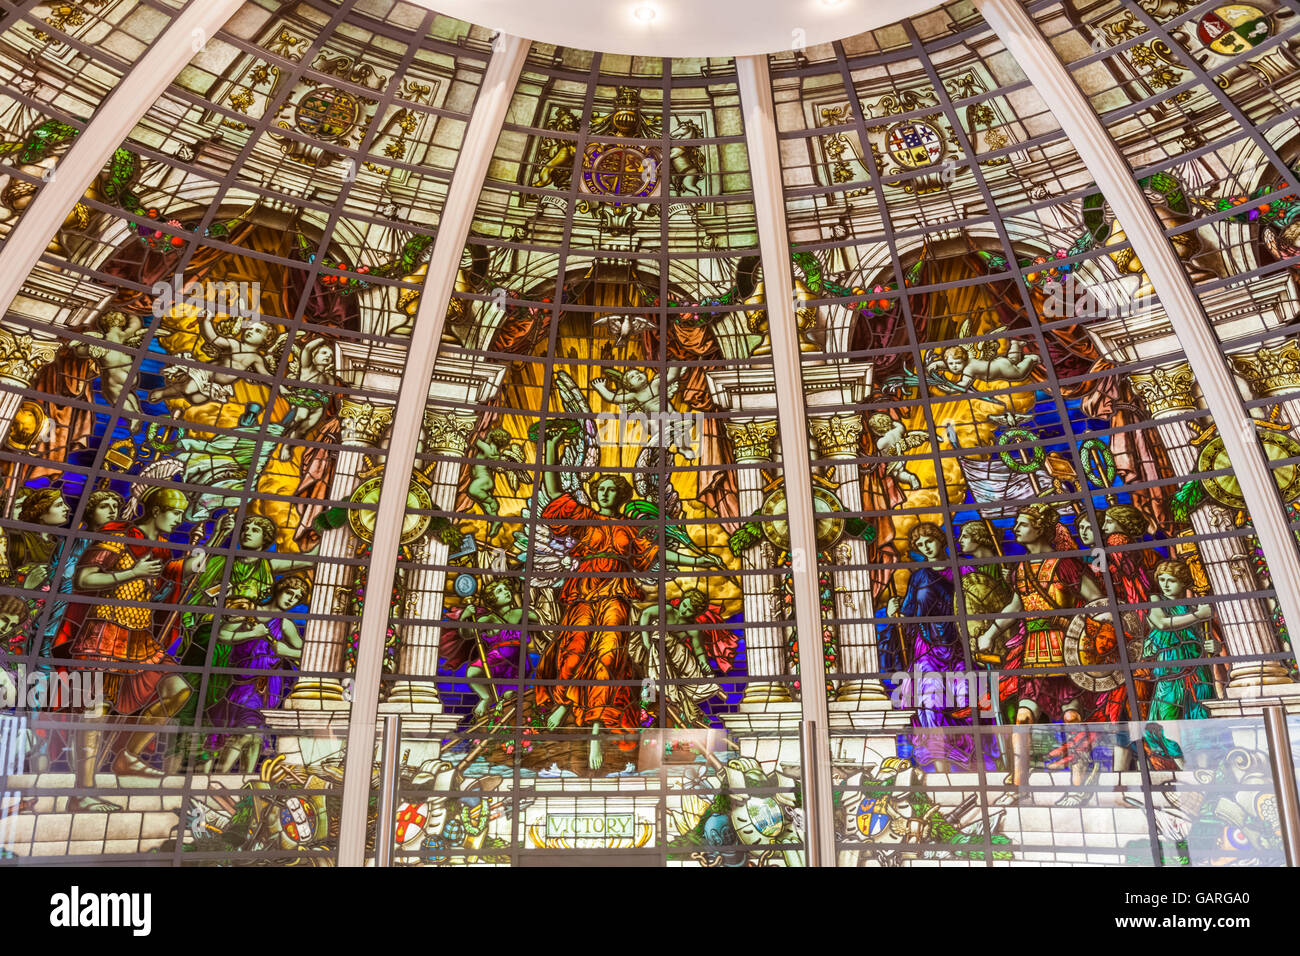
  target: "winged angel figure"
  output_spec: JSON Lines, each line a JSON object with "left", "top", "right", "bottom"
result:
{"left": 517, "top": 371, "right": 600, "bottom": 589}
{"left": 924, "top": 324, "right": 1041, "bottom": 393}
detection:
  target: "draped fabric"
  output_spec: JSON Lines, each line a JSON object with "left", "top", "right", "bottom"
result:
{"left": 1077, "top": 362, "right": 1176, "bottom": 526}
{"left": 25, "top": 224, "right": 351, "bottom": 547}
{"left": 852, "top": 250, "right": 1102, "bottom": 382}
{"left": 641, "top": 313, "right": 739, "bottom": 524}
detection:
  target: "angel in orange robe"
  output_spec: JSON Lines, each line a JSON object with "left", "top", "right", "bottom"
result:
{"left": 535, "top": 428, "right": 722, "bottom": 770}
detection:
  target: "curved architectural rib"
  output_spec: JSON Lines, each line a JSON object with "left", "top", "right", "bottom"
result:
{"left": 736, "top": 54, "right": 836, "bottom": 868}
{"left": 336, "top": 34, "right": 531, "bottom": 868}
{"left": 0, "top": 0, "right": 246, "bottom": 318}
{"left": 975, "top": 0, "right": 1300, "bottom": 683}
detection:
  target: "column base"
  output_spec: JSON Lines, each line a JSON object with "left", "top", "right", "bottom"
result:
{"left": 376, "top": 704, "right": 461, "bottom": 771}
{"left": 833, "top": 680, "right": 891, "bottom": 704}
{"left": 739, "top": 682, "right": 795, "bottom": 706}
{"left": 263, "top": 709, "right": 351, "bottom": 769}
{"left": 1205, "top": 680, "right": 1300, "bottom": 717}
{"left": 284, "top": 678, "right": 349, "bottom": 709}
{"left": 1226, "top": 661, "right": 1297, "bottom": 690}
{"left": 384, "top": 680, "right": 444, "bottom": 709}
{"left": 719, "top": 702, "right": 804, "bottom": 768}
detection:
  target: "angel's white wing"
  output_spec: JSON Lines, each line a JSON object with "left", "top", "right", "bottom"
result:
{"left": 901, "top": 430, "right": 930, "bottom": 451}
{"left": 552, "top": 370, "right": 599, "bottom": 506}
{"left": 268, "top": 331, "right": 290, "bottom": 369}
{"left": 970, "top": 325, "right": 1009, "bottom": 363}
{"left": 515, "top": 506, "right": 577, "bottom": 587}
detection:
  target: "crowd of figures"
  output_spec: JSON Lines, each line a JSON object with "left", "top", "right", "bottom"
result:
{"left": 882, "top": 499, "right": 1221, "bottom": 792}
{"left": 0, "top": 481, "right": 311, "bottom": 808}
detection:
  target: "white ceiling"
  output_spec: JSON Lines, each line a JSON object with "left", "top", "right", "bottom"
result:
{"left": 421, "top": 0, "right": 942, "bottom": 57}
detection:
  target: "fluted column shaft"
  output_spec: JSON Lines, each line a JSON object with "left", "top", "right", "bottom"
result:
{"left": 386, "top": 409, "right": 476, "bottom": 707}
{"left": 1132, "top": 365, "right": 1296, "bottom": 694}
{"left": 287, "top": 399, "right": 393, "bottom": 707}
{"left": 725, "top": 419, "right": 791, "bottom": 705}
{"left": 810, "top": 414, "right": 888, "bottom": 703}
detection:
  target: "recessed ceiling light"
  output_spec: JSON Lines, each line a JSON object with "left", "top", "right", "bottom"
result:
{"left": 632, "top": 3, "right": 658, "bottom": 22}
{"left": 820, "top": 0, "right": 847, "bottom": 7}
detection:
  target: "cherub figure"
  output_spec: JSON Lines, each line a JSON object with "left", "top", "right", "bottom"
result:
{"left": 927, "top": 332, "right": 1041, "bottom": 392}
{"left": 276, "top": 336, "right": 336, "bottom": 461}
{"left": 591, "top": 366, "right": 680, "bottom": 415}
{"left": 71, "top": 311, "right": 147, "bottom": 429}
{"left": 149, "top": 313, "right": 283, "bottom": 408}
{"left": 867, "top": 412, "right": 927, "bottom": 492}
{"left": 466, "top": 427, "right": 526, "bottom": 538}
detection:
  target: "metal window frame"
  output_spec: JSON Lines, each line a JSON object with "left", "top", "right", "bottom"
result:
{"left": 336, "top": 33, "right": 531, "bottom": 868}
{"left": 974, "top": 0, "right": 1300, "bottom": 675}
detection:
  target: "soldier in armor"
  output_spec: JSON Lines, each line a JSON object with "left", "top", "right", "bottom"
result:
{"left": 56, "top": 486, "right": 210, "bottom": 811}
{"left": 976, "top": 502, "right": 1105, "bottom": 792}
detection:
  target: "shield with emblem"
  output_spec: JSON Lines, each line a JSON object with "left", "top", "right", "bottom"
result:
{"left": 1063, "top": 599, "right": 1145, "bottom": 691}
{"left": 395, "top": 801, "right": 429, "bottom": 848}
{"left": 265, "top": 780, "right": 331, "bottom": 851}
{"left": 735, "top": 795, "right": 785, "bottom": 841}
{"left": 279, "top": 797, "right": 317, "bottom": 846}
{"left": 855, "top": 794, "right": 893, "bottom": 839}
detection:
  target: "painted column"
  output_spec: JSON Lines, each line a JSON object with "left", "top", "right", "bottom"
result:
{"left": 385, "top": 408, "right": 476, "bottom": 708}
{"left": 723, "top": 418, "right": 791, "bottom": 705}
{"left": 808, "top": 413, "right": 889, "bottom": 704}
{"left": 285, "top": 398, "right": 393, "bottom": 707}
{"left": 1130, "top": 364, "right": 1299, "bottom": 697}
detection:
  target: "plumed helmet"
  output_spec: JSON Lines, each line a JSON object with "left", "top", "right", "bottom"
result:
{"left": 140, "top": 486, "right": 189, "bottom": 513}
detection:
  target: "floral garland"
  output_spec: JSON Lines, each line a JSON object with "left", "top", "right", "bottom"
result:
{"left": 779, "top": 571, "right": 839, "bottom": 696}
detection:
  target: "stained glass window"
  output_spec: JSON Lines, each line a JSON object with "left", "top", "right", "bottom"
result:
{"left": 1, "top": 0, "right": 1298, "bottom": 869}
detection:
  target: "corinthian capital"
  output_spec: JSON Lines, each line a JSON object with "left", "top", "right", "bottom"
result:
{"left": 1229, "top": 338, "right": 1300, "bottom": 398}
{"left": 724, "top": 418, "right": 779, "bottom": 462}
{"left": 338, "top": 399, "right": 395, "bottom": 446}
{"left": 808, "top": 413, "right": 864, "bottom": 457}
{"left": 422, "top": 408, "right": 476, "bottom": 456}
{"left": 0, "top": 327, "right": 59, "bottom": 387}
{"left": 1130, "top": 363, "right": 1197, "bottom": 418}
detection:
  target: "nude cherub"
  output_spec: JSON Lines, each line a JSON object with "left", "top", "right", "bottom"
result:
{"left": 72, "top": 310, "right": 147, "bottom": 429}
{"left": 149, "top": 313, "right": 282, "bottom": 408}
{"left": 927, "top": 331, "right": 1041, "bottom": 392}
{"left": 867, "top": 412, "right": 928, "bottom": 492}
{"left": 591, "top": 366, "right": 680, "bottom": 415}
{"left": 466, "top": 427, "right": 526, "bottom": 538}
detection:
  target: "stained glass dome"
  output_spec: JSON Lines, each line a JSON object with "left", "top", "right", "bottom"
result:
{"left": 1, "top": 0, "right": 1299, "bottom": 869}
